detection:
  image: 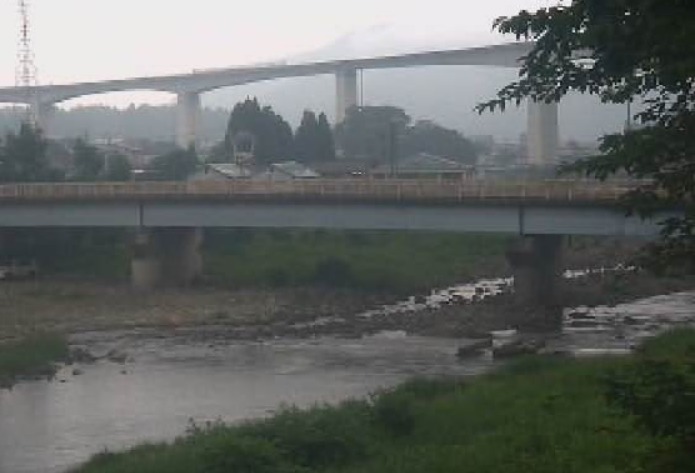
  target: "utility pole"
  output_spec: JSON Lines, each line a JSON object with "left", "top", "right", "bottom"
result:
{"left": 387, "top": 120, "right": 398, "bottom": 178}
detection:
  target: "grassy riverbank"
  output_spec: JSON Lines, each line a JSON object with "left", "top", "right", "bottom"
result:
{"left": 6, "top": 228, "right": 640, "bottom": 292}
{"left": 70, "top": 329, "right": 695, "bottom": 473}
{"left": 205, "top": 230, "right": 513, "bottom": 292}
{"left": 0, "top": 334, "right": 69, "bottom": 387}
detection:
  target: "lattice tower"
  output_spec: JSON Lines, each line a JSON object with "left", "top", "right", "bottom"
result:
{"left": 16, "top": 0, "right": 38, "bottom": 88}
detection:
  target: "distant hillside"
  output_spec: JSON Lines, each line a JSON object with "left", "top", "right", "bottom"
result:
{"left": 0, "top": 106, "right": 229, "bottom": 144}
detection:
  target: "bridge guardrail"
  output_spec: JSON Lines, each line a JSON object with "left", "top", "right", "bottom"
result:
{"left": 0, "top": 179, "right": 637, "bottom": 204}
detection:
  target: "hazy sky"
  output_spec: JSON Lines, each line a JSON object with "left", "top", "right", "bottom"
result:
{"left": 0, "top": 0, "right": 556, "bottom": 105}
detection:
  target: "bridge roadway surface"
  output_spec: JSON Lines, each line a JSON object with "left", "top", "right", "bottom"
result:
{"left": 0, "top": 43, "right": 532, "bottom": 105}
{"left": 0, "top": 180, "right": 666, "bottom": 237}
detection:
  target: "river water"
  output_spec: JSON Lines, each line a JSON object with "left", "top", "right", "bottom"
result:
{"left": 0, "top": 285, "right": 693, "bottom": 473}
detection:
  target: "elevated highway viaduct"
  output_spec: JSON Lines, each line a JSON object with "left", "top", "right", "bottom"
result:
{"left": 0, "top": 179, "right": 673, "bottom": 303}
{"left": 0, "top": 42, "right": 559, "bottom": 166}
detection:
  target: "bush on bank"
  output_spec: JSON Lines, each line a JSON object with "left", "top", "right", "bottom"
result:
{"left": 71, "top": 329, "right": 695, "bottom": 473}
{"left": 0, "top": 333, "right": 70, "bottom": 387}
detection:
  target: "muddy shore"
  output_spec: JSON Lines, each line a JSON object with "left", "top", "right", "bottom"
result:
{"left": 1, "top": 268, "right": 693, "bottom": 344}
{"left": 0, "top": 283, "right": 394, "bottom": 343}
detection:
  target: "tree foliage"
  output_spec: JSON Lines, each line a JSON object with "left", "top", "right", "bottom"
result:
{"left": 72, "top": 138, "right": 104, "bottom": 181}
{"left": 401, "top": 120, "right": 477, "bottom": 164}
{"left": 334, "top": 106, "right": 409, "bottom": 161}
{"left": 478, "top": 0, "right": 695, "bottom": 272}
{"left": 316, "top": 112, "right": 336, "bottom": 162}
{"left": 0, "top": 123, "right": 56, "bottom": 182}
{"left": 149, "top": 146, "right": 199, "bottom": 180}
{"left": 335, "top": 106, "right": 477, "bottom": 163}
{"left": 104, "top": 154, "right": 132, "bottom": 181}
{"left": 294, "top": 110, "right": 336, "bottom": 163}
{"left": 223, "top": 98, "right": 294, "bottom": 164}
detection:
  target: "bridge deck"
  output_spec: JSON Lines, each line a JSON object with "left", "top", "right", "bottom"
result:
{"left": 0, "top": 179, "right": 635, "bottom": 205}
{"left": 0, "top": 179, "right": 667, "bottom": 236}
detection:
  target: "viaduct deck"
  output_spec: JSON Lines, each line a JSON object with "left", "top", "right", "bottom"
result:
{"left": 0, "top": 180, "right": 668, "bottom": 236}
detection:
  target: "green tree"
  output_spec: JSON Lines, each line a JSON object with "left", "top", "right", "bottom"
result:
{"left": 149, "top": 146, "right": 199, "bottom": 180}
{"left": 401, "top": 120, "right": 477, "bottom": 164}
{"left": 478, "top": 0, "right": 695, "bottom": 272}
{"left": 72, "top": 138, "right": 104, "bottom": 181}
{"left": 295, "top": 110, "right": 336, "bottom": 163}
{"left": 316, "top": 112, "right": 336, "bottom": 162}
{"left": 104, "top": 154, "right": 132, "bottom": 181}
{"left": 223, "top": 98, "right": 294, "bottom": 164}
{"left": 294, "top": 110, "right": 320, "bottom": 162}
{"left": 0, "top": 123, "right": 53, "bottom": 182}
{"left": 334, "top": 106, "right": 410, "bottom": 161}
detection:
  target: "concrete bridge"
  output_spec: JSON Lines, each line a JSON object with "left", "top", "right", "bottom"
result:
{"left": 0, "top": 42, "right": 558, "bottom": 165}
{"left": 0, "top": 179, "right": 669, "bottom": 301}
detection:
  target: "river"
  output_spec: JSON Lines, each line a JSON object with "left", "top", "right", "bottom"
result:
{"left": 0, "top": 286, "right": 693, "bottom": 473}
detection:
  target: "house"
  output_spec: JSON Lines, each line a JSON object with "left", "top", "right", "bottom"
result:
{"left": 310, "top": 159, "right": 376, "bottom": 178}
{"left": 253, "top": 161, "right": 320, "bottom": 181}
{"left": 190, "top": 163, "right": 253, "bottom": 181}
{"left": 370, "top": 153, "right": 476, "bottom": 180}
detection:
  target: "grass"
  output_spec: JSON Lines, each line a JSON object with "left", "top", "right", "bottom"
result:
{"left": 70, "top": 329, "right": 695, "bottom": 473}
{"left": 2, "top": 228, "right": 512, "bottom": 292}
{"left": 203, "top": 229, "right": 511, "bottom": 292}
{"left": 0, "top": 333, "right": 70, "bottom": 387}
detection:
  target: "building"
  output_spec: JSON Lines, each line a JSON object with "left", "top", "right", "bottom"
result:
{"left": 253, "top": 161, "right": 320, "bottom": 181}
{"left": 191, "top": 161, "right": 319, "bottom": 182}
{"left": 190, "top": 163, "right": 253, "bottom": 181}
{"left": 370, "top": 153, "right": 475, "bottom": 180}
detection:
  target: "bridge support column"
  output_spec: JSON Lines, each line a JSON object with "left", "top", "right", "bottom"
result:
{"left": 176, "top": 92, "right": 201, "bottom": 149}
{"left": 335, "top": 68, "right": 358, "bottom": 123}
{"left": 527, "top": 100, "right": 559, "bottom": 166}
{"left": 507, "top": 235, "right": 563, "bottom": 307}
{"left": 28, "top": 101, "right": 55, "bottom": 136}
{"left": 131, "top": 227, "right": 203, "bottom": 290}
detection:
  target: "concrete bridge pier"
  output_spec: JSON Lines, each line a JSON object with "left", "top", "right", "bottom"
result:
{"left": 29, "top": 101, "right": 55, "bottom": 135}
{"left": 335, "top": 67, "right": 358, "bottom": 123}
{"left": 176, "top": 91, "right": 201, "bottom": 149}
{"left": 131, "top": 227, "right": 203, "bottom": 290}
{"left": 507, "top": 234, "right": 563, "bottom": 307}
{"left": 527, "top": 100, "right": 559, "bottom": 166}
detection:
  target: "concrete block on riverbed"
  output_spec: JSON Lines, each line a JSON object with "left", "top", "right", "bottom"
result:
{"left": 456, "top": 338, "right": 492, "bottom": 358}
{"left": 492, "top": 337, "right": 547, "bottom": 359}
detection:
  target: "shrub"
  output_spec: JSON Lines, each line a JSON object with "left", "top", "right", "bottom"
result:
{"left": 265, "top": 268, "right": 290, "bottom": 287}
{"left": 240, "top": 402, "right": 372, "bottom": 469}
{"left": 370, "top": 379, "right": 463, "bottom": 437}
{"left": 604, "top": 329, "right": 695, "bottom": 447}
{"left": 198, "top": 432, "right": 301, "bottom": 473}
{"left": 312, "top": 257, "right": 354, "bottom": 287}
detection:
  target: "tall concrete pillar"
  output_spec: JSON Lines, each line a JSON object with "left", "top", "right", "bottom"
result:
{"left": 507, "top": 235, "right": 563, "bottom": 307}
{"left": 28, "top": 99, "right": 55, "bottom": 136}
{"left": 131, "top": 229, "right": 161, "bottom": 291}
{"left": 176, "top": 91, "right": 201, "bottom": 149}
{"left": 527, "top": 100, "right": 559, "bottom": 166}
{"left": 335, "top": 68, "right": 358, "bottom": 123}
{"left": 131, "top": 227, "right": 203, "bottom": 290}
{"left": 156, "top": 227, "right": 203, "bottom": 286}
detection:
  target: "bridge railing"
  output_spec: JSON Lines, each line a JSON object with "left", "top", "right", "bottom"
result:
{"left": 0, "top": 179, "right": 636, "bottom": 204}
